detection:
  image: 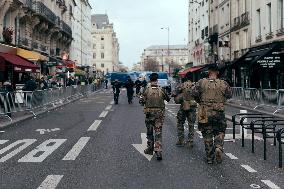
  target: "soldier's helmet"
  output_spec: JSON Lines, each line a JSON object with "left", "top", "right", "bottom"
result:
{"left": 149, "top": 73, "right": 159, "bottom": 81}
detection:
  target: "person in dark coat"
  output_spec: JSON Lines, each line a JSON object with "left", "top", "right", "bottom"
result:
{"left": 23, "top": 77, "right": 37, "bottom": 91}
{"left": 135, "top": 78, "right": 142, "bottom": 95}
{"left": 112, "top": 79, "right": 121, "bottom": 104}
{"left": 125, "top": 76, "right": 134, "bottom": 104}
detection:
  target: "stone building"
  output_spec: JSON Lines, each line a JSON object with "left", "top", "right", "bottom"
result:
{"left": 188, "top": 0, "right": 210, "bottom": 66}
{"left": 69, "top": 0, "right": 92, "bottom": 67}
{"left": 141, "top": 45, "right": 189, "bottom": 72}
{"left": 0, "top": 0, "right": 73, "bottom": 58}
{"left": 91, "top": 14, "right": 119, "bottom": 74}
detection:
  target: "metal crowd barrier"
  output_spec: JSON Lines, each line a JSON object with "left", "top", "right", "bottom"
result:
{"left": 230, "top": 87, "right": 284, "bottom": 114}
{"left": 0, "top": 84, "right": 96, "bottom": 121}
{"left": 232, "top": 113, "right": 284, "bottom": 168}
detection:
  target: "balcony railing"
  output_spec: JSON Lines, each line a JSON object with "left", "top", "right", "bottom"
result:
{"left": 255, "top": 35, "right": 262, "bottom": 43}
{"left": 276, "top": 28, "right": 284, "bottom": 36}
{"left": 19, "top": 37, "right": 29, "bottom": 47}
{"left": 61, "top": 21, "right": 72, "bottom": 37}
{"left": 32, "top": 1, "right": 57, "bottom": 25}
{"left": 234, "top": 17, "right": 240, "bottom": 27}
{"left": 241, "top": 12, "right": 249, "bottom": 26}
{"left": 265, "top": 32, "right": 274, "bottom": 40}
{"left": 31, "top": 41, "right": 38, "bottom": 49}
{"left": 40, "top": 45, "right": 47, "bottom": 52}
{"left": 23, "top": 0, "right": 33, "bottom": 10}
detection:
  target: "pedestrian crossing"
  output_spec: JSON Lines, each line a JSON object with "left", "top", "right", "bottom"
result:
{"left": 0, "top": 137, "right": 90, "bottom": 163}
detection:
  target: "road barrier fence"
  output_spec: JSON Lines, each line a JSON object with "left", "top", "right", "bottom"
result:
{"left": 230, "top": 87, "right": 284, "bottom": 114}
{"left": 0, "top": 84, "right": 97, "bottom": 121}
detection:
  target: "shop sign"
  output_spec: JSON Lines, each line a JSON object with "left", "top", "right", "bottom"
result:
{"left": 25, "top": 68, "right": 32, "bottom": 72}
{"left": 46, "top": 61, "right": 57, "bottom": 66}
{"left": 257, "top": 51, "right": 281, "bottom": 68}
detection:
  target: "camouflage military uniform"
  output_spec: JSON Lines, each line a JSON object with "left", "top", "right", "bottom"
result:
{"left": 193, "top": 78, "right": 232, "bottom": 163}
{"left": 141, "top": 81, "right": 170, "bottom": 153}
{"left": 172, "top": 81, "right": 197, "bottom": 146}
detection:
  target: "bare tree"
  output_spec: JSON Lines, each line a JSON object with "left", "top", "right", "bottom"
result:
{"left": 143, "top": 58, "right": 159, "bottom": 72}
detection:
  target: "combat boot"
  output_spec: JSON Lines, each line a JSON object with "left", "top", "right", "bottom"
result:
{"left": 144, "top": 147, "right": 153, "bottom": 155}
{"left": 215, "top": 148, "right": 223, "bottom": 164}
{"left": 156, "top": 151, "right": 162, "bottom": 161}
{"left": 176, "top": 138, "right": 185, "bottom": 147}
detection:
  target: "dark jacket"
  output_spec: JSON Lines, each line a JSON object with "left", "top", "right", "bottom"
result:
{"left": 23, "top": 80, "right": 37, "bottom": 91}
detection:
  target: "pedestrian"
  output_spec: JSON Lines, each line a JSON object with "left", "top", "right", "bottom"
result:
{"left": 112, "top": 79, "right": 121, "bottom": 104}
{"left": 23, "top": 76, "right": 37, "bottom": 91}
{"left": 140, "top": 73, "right": 170, "bottom": 160}
{"left": 192, "top": 64, "right": 232, "bottom": 164}
{"left": 105, "top": 78, "right": 108, "bottom": 89}
{"left": 141, "top": 77, "right": 147, "bottom": 88}
{"left": 135, "top": 77, "right": 142, "bottom": 96}
{"left": 40, "top": 77, "right": 48, "bottom": 90}
{"left": 125, "top": 76, "right": 134, "bottom": 104}
{"left": 93, "top": 78, "right": 98, "bottom": 90}
{"left": 172, "top": 77, "right": 197, "bottom": 148}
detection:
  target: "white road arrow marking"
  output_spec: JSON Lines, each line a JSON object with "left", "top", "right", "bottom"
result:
{"left": 132, "top": 133, "right": 153, "bottom": 161}
{"left": 0, "top": 140, "right": 8, "bottom": 145}
{"left": 36, "top": 128, "right": 61, "bottom": 135}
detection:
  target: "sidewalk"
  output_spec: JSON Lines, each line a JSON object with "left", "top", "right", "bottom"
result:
{"left": 0, "top": 88, "right": 105, "bottom": 129}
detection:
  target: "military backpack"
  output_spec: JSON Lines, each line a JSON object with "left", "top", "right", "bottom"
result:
{"left": 144, "top": 85, "right": 165, "bottom": 108}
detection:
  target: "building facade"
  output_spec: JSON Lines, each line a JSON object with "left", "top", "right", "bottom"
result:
{"left": 91, "top": 14, "right": 120, "bottom": 74}
{"left": 141, "top": 45, "right": 189, "bottom": 72}
{"left": 188, "top": 0, "right": 210, "bottom": 66}
{"left": 69, "top": 0, "right": 92, "bottom": 67}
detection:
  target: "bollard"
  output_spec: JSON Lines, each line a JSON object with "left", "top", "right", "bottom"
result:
{"left": 240, "top": 110, "right": 248, "bottom": 137}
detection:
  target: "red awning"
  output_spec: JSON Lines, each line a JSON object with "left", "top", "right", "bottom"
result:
{"left": 56, "top": 60, "right": 76, "bottom": 69}
{"left": 0, "top": 52, "right": 40, "bottom": 73}
{"left": 178, "top": 66, "right": 204, "bottom": 77}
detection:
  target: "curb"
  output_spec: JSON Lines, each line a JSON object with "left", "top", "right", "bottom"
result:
{"left": 0, "top": 88, "right": 105, "bottom": 130}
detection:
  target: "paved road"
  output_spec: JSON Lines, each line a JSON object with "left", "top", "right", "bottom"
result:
{"left": 0, "top": 89, "right": 283, "bottom": 189}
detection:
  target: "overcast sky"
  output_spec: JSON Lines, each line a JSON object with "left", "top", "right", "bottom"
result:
{"left": 90, "top": 0, "right": 188, "bottom": 69}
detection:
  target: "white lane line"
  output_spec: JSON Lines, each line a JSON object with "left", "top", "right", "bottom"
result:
{"left": 261, "top": 180, "right": 280, "bottom": 189}
{"left": 110, "top": 101, "right": 114, "bottom": 105}
{"left": 18, "top": 139, "right": 66, "bottom": 162}
{"left": 105, "top": 105, "right": 112, "bottom": 110}
{"left": 0, "top": 131, "right": 5, "bottom": 133}
{"left": 0, "top": 139, "right": 37, "bottom": 162}
{"left": 88, "top": 120, "right": 102, "bottom": 131}
{"left": 37, "top": 175, "right": 64, "bottom": 189}
{"left": 225, "top": 153, "right": 238, "bottom": 160}
{"left": 99, "top": 111, "right": 108, "bottom": 118}
{"left": 62, "top": 137, "right": 90, "bottom": 161}
{"left": 240, "top": 165, "right": 257, "bottom": 173}
{"left": 0, "top": 140, "right": 9, "bottom": 145}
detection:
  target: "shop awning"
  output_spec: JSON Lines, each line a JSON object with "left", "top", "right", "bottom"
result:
{"left": 178, "top": 66, "right": 204, "bottom": 77}
{"left": 0, "top": 52, "right": 40, "bottom": 73}
{"left": 17, "top": 48, "right": 48, "bottom": 61}
{"left": 230, "top": 42, "right": 281, "bottom": 68}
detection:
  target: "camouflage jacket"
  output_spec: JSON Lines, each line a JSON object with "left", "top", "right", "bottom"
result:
{"left": 172, "top": 81, "right": 196, "bottom": 110}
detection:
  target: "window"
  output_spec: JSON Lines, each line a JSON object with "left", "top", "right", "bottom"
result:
{"left": 235, "top": 32, "right": 240, "bottom": 50}
{"left": 237, "top": 0, "right": 240, "bottom": 16}
{"left": 101, "top": 53, "right": 104, "bottom": 59}
{"left": 93, "top": 44, "right": 96, "bottom": 49}
{"left": 101, "top": 37, "right": 104, "bottom": 40}
{"left": 101, "top": 63, "right": 104, "bottom": 68}
{"left": 101, "top": 44, "right": 104, "bottom": 49}
{"left": 243, "top": 29, "right": 248, "bottom": 49}
{"left": 267, "top": 3, "right": 272, "bottom": 33}
{"left": 256, "top": 9, "right": 261, "bottom": 36}
{"left": 93, "top": 53, "right": 96, "bottom": 59}
{"left": 279, "top": 0, "right": 284, "bottom": 29}
{"left": 244, "top": 0, "right": 248, "bottom": 12}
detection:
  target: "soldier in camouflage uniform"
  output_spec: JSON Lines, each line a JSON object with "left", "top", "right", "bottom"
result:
{"left": 140, "top": 73, "right": 170, "bottom": 161}
{"left": 193, "top": 65, "right": 232, "bottom": 164}
{"left": 172, "top": 78, "right": 197, "bottom": 148}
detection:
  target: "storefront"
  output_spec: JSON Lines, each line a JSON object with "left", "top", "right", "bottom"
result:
{"left": 16, "top": 48, "right": 48, "bottom": 76}
{"left": 230, "top": 41, "right": 284, "bottom": 89}
{"left": 0, "top": 52, "right": 40, "bottom": 88}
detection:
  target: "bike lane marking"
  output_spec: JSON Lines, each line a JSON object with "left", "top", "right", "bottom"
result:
{"left": 18, "top": 139, "right": 66, "bottom": 162}
{"left": 225, "top": 153, "right": 239, "bottom": 160}
{"left": 62, "top": 137, "right": 90, "bottom": 161}
{"left": 240, "top": 165, "right": 257, "bottom": 173}
{"left": 37, "top": 175, "right": 63, "bottom": 189}
{"left": 261, "top": 180, "right": 281, "bottom": 189}
{"left": 99, "top": 111, "right": 108, "bottom": 118}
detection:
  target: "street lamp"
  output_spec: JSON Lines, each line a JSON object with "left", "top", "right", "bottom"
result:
{"left": 161, "top": 27, "right": 170, "bottom": 74}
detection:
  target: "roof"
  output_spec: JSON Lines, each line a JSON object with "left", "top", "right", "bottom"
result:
{"left": 146, "top": 45, "right": 187, "bottom": 50}
{"left": 91, "top": 14, "right": 109, "bottom": 29}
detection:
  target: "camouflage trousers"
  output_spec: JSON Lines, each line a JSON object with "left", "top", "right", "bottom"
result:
{"left": 176, "top": 108, "right": 196, "bottom": 142}
{"left": 145, "top": 109, "right": 165, "bottom": 152}
{"left": 198, "top": 111, "right": 227, "bottom": 161}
